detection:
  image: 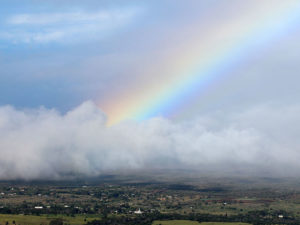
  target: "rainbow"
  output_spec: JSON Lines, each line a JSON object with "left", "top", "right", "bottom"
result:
{"left": 101, "top": 1, "right": 300, "bottom": 125}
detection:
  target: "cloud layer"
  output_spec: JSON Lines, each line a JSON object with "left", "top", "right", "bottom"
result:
{"left": 0, "top": 101, "right": 299, "bottom": 180}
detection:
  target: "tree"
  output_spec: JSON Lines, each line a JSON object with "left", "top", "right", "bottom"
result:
{"left": 49, "top": 218, "right": 63, "bottom": 225}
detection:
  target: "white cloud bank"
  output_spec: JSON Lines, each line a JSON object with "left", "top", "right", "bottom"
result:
{"left": 0, "top": 101, "right": 299, "bottom": 180}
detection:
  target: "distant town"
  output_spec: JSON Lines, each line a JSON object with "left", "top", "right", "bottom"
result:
{"left": 0, "top": 176, "right": 299, "bottom": 224}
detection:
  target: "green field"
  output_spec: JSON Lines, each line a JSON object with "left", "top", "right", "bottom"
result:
{"left": 0, "top": 215, "right": 254, "bottom": 225}
{"left": 153, "top": 221, "right": 252, "bottom": 225}
{"left": 0, "top": 214, "right": 102, "bottom": 225}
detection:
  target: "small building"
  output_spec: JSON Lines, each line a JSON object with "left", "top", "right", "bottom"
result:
{"left": 134, "top": 208, "right": 143, "bottom": 214}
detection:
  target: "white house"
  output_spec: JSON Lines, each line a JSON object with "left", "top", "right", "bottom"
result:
{"left": 134, "top": 208, "right": 143, "bottom": 214}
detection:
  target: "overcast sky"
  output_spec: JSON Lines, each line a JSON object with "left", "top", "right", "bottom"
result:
{"left": 1, "top": 0, "right": 300, "bottom": 179}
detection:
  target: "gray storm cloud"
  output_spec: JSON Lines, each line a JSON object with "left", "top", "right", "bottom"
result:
{"left": 0, "top": 101, "right": 299, "bottom": 180}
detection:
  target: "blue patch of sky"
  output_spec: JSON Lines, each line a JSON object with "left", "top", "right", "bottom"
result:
{"left": 0, "top": 0, "right": 149, "bottom": 110}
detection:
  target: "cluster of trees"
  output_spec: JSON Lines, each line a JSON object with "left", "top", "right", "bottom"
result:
{"left": 0, "top": 205, "right": 94, "bottom": 216}
{"left": 49, "top": 219, "right": 63, "bottom": 225}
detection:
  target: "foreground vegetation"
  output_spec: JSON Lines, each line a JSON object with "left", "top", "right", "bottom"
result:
{"left": 1, "top": 211, "right": 299, "bottom": 225}
{"left": 153, "top": 220, "right": 201, "bottom": 225}
{"left": 152, "top": 221, "right": 251, "bottom": 225}
{"left": 0, "top": 214, "right": 101, "bottom": 225}
{"left": 0, "top": 216, "right": 255, "bottom": 225}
